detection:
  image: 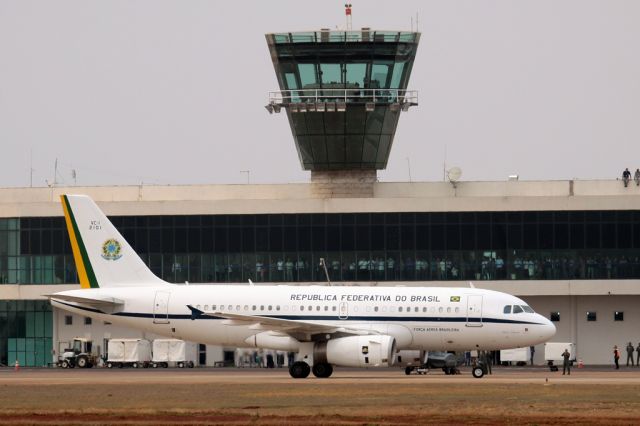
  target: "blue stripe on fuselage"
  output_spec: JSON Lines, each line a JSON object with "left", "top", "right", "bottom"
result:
{"left": 53, "top": 301, "right": 545, "bottom": 325}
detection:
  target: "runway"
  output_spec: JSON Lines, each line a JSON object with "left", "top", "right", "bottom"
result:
{"left": 1, "top": 366, "right": 640, "bottom": 424}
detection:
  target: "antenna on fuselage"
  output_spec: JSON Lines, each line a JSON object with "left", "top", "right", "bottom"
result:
{"left": 248, "top": 279, "right": 254, "bottom": 286}
{"left": 468, "top": 281, "right": 475, "bottom": 288}
{"left": 319, "top": 258, "right": 332, "bottom": 286}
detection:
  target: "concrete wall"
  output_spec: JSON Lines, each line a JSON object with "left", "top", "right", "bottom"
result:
{"left": 3, "top": 179, "right": 640, "bottom": 218}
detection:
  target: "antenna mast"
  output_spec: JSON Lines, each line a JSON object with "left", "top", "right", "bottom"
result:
{"left": 345, "top": 3, "right": 352, "bottom": 30}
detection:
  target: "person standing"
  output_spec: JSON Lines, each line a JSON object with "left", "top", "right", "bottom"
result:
{"left": 623, "top": 168, "right": 631, "bottom": 187}
{"left": 530, "top": 346, "right": 535, "bottom": 366}
{"left": 635, "top": 169, "right": 640, "bottom": 186}
{"left": 636, "top": 343, "right": 640, "bottom": 367}
{"left": 627, "top": 342, "right": 635, "bottom": 366}
{"left": 614, "top": 345, "right": 621, "bottom": 369}
{"left": 562, "top": 348, "right": 571, "bottom": 375}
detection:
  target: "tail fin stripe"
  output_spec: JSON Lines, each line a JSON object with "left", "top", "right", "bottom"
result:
{"left": 61, "top": 195, "right": 99, "bottom": 289}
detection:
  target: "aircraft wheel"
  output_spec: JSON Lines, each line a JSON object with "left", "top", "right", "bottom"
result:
{"left": 472, "top": 366, "right": 485, "bottom": 378}
{"left": 312, "top": 362, "right": 333, "bottom": 378}
{"left": 289, "top": 361, "right": 311, "bottom": 379}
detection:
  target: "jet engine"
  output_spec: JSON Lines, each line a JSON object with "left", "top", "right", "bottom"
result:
{"left": 314, "top": 335, "right": 396, "bottom": 367}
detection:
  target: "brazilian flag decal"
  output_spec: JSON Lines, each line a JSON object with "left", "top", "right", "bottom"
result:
{"left": 450, "top": 296, "right": 461, "bottom": 302}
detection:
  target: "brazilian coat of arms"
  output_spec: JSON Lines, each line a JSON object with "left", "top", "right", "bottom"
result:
{"left": 101, "top": 238, "right": 123, "bottom": 260}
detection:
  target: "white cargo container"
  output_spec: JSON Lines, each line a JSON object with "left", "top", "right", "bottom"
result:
{"left": 500, "top": 347, "right": 530, "bottom": 363}
{"left": 107, "top": 339, "right": 152, "bottom": 368}
{"left": 545, "top": 342, "right": 576, "bottom": 362}
{"left": 152, "top": 339, "right": 196, "bottom": 368}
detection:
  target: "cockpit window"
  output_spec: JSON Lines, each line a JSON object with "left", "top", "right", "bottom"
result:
{"left": 513, "top": 305, "right": 524, "bottom": 314}
{"left": 503, "top": 305, "right": 511, "bottom": 314}
{"left": 522, "top": 305, "right": 535, "bottom": 313}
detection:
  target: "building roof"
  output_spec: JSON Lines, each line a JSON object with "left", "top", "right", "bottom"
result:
{"left": 1, "top": 179, "right": 639, "bottom": 218}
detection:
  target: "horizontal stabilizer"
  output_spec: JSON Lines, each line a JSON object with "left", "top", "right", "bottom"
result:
{"left": 46, "top": 293, "right": 124, "bottom": 308}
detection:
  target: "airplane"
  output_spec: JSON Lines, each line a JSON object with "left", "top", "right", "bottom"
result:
{"left": 49, "top": 194, "right": 556, "bottom": 379}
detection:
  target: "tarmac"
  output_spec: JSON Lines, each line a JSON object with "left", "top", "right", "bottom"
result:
{"left": 1, "top": 366, "right": 640, "bottom": 424}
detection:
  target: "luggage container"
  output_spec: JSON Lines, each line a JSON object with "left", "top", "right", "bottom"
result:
{"left": 152, "top": 339, "right": 196, "bottom": 368}
{"left": 106, "top": 339, "right": 152, "bottom": 368}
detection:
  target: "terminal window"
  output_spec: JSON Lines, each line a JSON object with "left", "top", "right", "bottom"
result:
{"left": 614, "top": 311, "right": 624, "bottom": 321}
{"left": 550, "top": 312, "right": 560, "bottom": 322}
{"left": 586, "top": 311, "right": 597, "bottom": 322}
{"left": 64, "top": 315, "right": 72, "bottom": 325}
{"left": 84, "top": 317, "right": 92, "bottom": 325}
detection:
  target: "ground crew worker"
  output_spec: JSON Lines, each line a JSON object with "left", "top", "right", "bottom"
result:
{"left": 562, "top": 348, "right": 571, "bottom": 375}
{"left": 627, "top": 342, "right": 635, "bottom": 366}
{"left": 636, "top": 343, "right": 640, "bottom": 366}
{"left": 614, "top": 345, "right": 621, "bottom": 369}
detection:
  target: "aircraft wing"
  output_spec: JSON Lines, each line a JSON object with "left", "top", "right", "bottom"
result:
{"left": 46, "top": 293, "right": 125, "bottom": 309}
{"left": 186, "top": 305, "right": 376, "bottom": 336}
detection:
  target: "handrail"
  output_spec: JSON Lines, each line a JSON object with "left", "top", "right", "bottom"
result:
{"left": 268, "top": 31, "right": 419, "bottom": 44}
{"left": 268, "top": 89, "right": 418, "bottom": 105}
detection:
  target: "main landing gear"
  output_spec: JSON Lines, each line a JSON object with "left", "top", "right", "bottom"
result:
{"left": 289, "top": 361, "right": 334, "bottom": 379}
{"left": 311, "top": 362, "right": 333, "bottom": 378}
{"left": 289, "top": 361, "right": 311, "bottom": 379}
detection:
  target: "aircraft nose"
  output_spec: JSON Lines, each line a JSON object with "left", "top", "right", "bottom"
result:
{"left": 540, "top": 315, "right": 556, "bottom": 340}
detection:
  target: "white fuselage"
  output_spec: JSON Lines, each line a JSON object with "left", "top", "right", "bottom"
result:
{"left": 51, "top": 284, "right": 555, "bottom": 353}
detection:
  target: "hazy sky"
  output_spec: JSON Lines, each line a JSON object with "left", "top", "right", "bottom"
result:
{"left": 1, "top": 1, "right": 639, "bottom": 187}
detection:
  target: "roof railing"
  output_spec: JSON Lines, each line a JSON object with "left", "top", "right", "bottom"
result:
{"left": 265, "top": 89, "right": 418, "bottom": 113}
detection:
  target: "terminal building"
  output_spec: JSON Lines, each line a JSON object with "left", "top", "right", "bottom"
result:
{"left": 1, "top": 29, "right": 638, "bottom": 367}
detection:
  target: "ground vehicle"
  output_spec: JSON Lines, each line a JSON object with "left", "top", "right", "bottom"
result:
{"left": 106, "top": 339, "right": 152, "bottom": 368}
{"left": 151, "top": 339, "right": 196, "bottom": 368}
{"left": 57, "top": 338, "right": 99, "bottom": 368}
{"left": 401, "top": 351, "right": 464, "bottom": 376}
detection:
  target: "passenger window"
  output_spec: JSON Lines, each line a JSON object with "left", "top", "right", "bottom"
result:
{"left": 300, "top": 306, "right": 305, "bottom": 311}
{"left": 316, "top": 306, "right": 320, "bottom": 311}
{"left": 276, "top": 305, "right": 280, "bottom": 311}
{"left": 399, "top": 307, "right": 403, "bottom": 312}
{"left": 374, "top": 306, "right": 379, "bottom": 312}
{"left": 438, "top": 307, "right": 443, "bottom": 313}
{"left": 324, "top": 306, "right": 328, "bottom": 311}
{"left": 260, "top": 305, "right": 264, "bottom": 310}
{"left": 414, "top": 307, "right": 419, "bottom": 313}
{"left": 227, "top": 305, "right": 232, "bottom": 310}
{"left": 455, "top": 307, "right": 460, "bottom": 313}
{"left": 308, "top": 305, "right": 312, "bottom": 311}
{"left": 268, "top": 305, "right": 272, "bottom": 310}
{"left": 503, "top": 305, "right": 511, "bottom": 314}
{"left": 204, "top": 305, "right": 209, "bottom": 311}
{"left": 252, "top": 305, "right": 256, "bottom": 311}
{"left": 446, "top": 307, "right": 451, "bottom": 313}
{"left": 513, "top": 305, "right": 524, "bottom": 314}
{"left": 236, "top": 305, "right": 240, "bottom": 311}
{"left": 332, "top": 306, "right": 337, "bottom": 311}
{"left": 197, "top": 305, "right": 201, "bottom": 310}
{"left": 212, "top": 305, "right": 216, "bottom": 310}
{"left": 244, "top": 305, "right": 248, "bottom": 311}
{"left": 422, "top": 307, "right": 427, "bottom": 313}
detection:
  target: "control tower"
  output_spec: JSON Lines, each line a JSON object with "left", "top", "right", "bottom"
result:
{"left": 265, "top": 29, "right": 420, "bottom": 185}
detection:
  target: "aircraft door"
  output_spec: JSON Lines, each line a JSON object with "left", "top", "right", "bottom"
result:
{"left": 338, "top": 302, "right": 348, "bottom": 320}
{"left": 466, "top": 295, "right": 483, "bottom": 327}
{"left": 153, "top": 291, "right": 171, "bottom": 324}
